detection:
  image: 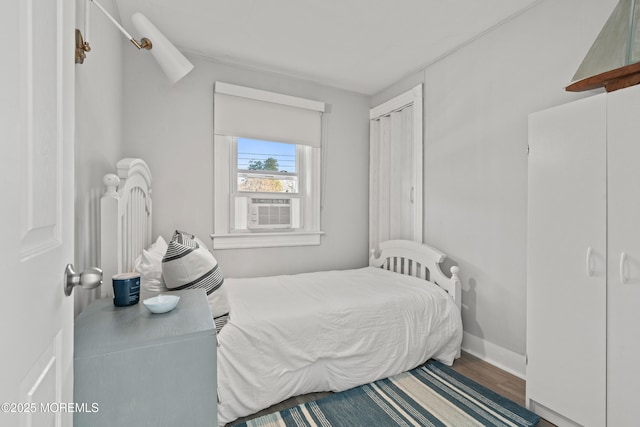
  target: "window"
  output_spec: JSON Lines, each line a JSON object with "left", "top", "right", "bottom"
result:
{"left": 211, "top": 83, "right": 325, "bottom": 249}
{"left": 236, "top": 138, "right": 298, "bottom": 194}
{"left": 231, "top": 138, "right": 304, "bottom": 231}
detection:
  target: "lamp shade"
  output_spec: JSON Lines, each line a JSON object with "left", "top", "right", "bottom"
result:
{"left": 131, "top": 13, "right": 194, "bottom": 84}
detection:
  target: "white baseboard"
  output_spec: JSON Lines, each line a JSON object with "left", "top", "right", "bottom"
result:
{"left": 461, "top": 332, "right": 526, "bottom": 380}
{"left": 528, "top": 400, "right": 581, "bottom": 427}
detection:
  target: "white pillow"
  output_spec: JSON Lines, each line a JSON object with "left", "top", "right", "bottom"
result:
{"left": 134, "top": 236, "right": 170, "bottom": 300}
{"left": 162, "top": 231, "right": 229, "bottom": 331}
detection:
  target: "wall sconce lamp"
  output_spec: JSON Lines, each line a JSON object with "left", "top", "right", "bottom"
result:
{"left": 76, "top": 0, "right": 194, "bottom": 84}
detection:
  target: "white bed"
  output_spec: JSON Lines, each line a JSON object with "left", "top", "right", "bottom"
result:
{"left": 100, "top": 158, "right": 463, "bottom": 427}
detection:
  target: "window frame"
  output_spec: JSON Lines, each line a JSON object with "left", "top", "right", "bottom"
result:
{"left": 212, "top": 135, "right": 323, "bottom": 249}
{"left": 211, "top": 83, "right": 325, "bottom": 250}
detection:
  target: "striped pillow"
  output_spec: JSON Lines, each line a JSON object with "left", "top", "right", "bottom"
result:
{"left": 172, "top": 229, "right": 212, "bottom": 252}
{"left": 162, "top": 231, "right": 229, "bottom": 332}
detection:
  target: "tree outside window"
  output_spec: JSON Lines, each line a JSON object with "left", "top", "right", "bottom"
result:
{"left": 237, "top": 138, "right": 298, "bottom": 193}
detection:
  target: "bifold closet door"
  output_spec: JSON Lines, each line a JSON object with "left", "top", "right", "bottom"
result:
{"left": 606, "top": 83, "right": 640, "bottom": 426}
{"left": 527, "top": 94, "right": 606, "bottom": 426}
{"left": 370, "top": 105, "right": 417, "bottom": 249}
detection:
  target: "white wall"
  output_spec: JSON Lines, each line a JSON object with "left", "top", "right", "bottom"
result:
{"left": 74, "top": 0, "right": 123, "bottom": 313}
{"left": 373, "top": 0, "right": 617, "bottom": 374}
{"left": 121, "top": 53, "right": 371, "bottom": 278}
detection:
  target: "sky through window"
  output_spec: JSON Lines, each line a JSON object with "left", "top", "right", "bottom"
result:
{"left": 237, "top": 138, "right": 296, "bottom": 173}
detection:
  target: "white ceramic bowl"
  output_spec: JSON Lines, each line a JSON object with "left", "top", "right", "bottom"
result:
{"left": 143, "top": 294, "right": 180, "bottom": 314}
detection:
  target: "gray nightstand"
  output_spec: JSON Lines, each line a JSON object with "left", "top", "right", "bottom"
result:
{"left": 74, "top": 289, "right": 217, "bottom": 427}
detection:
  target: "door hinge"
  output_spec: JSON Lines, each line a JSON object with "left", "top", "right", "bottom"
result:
{"left": 526, "top": 145, "right": 530, "bottom": 156}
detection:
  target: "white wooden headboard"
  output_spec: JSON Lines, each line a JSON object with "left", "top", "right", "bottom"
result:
{"left": 100, "top": 158, "right": 153, "bottom": 297}
{"left": 370, "top": 239, "right": 462, "bottom": 311}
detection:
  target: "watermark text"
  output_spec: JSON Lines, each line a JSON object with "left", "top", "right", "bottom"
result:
{"left": 1, "top": 402, "right": 99, "bottom": 414}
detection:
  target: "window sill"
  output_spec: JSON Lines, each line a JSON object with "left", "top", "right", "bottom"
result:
{"left": 210, "top": 231, "right": 324, "bottom": 249}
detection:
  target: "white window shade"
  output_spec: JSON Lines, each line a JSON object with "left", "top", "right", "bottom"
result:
{"left": 214, "top": 82, "right": 325, "bottom": 147}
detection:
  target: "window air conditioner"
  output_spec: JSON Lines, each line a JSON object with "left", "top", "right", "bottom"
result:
{"left": 248, "top": 198, "right": 291, "bottom": 229}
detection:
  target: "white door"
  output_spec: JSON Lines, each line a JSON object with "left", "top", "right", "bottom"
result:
{"left": 369, "top": 85, "right": 423, "bottom": 254}
{"left": 0, "top": 0, "right": 76, "bottom": 426}
{"left": 527, "top": 94, "right": 606, "bottom": 426}
{"left": 606, "top": 82, "right": 640, "bottom": 426}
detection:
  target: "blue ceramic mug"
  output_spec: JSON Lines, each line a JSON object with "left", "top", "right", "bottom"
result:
{"left": 112, "top": 273, "right": 141, "bottom": 307}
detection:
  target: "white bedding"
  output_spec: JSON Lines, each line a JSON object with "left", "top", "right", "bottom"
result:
{"left": 215, "top": 266, "right": 462, "bottom": 426}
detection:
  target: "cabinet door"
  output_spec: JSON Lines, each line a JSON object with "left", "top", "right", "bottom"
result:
{"left": 527, "top": 94, "right": 606, "bottom": 426}
{"left": 607, "top": 84, "right": 640, "bottom": 426}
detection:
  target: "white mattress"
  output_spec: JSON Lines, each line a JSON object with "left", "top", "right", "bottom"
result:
{"left": 215, "top": 266, "right": 462, "bottom": 426}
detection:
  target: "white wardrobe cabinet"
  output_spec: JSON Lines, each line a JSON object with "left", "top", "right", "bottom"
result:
{"left": 527, "top": 84, "right": 640, "bottom": 427}
{"left": 605, "top": 83, "right": 640, "bottom": 427}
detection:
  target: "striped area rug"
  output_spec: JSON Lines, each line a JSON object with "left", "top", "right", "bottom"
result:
{"left": 232, "top": 361, "right": 539, "bottom": 427}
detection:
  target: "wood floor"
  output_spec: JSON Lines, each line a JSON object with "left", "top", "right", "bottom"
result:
{"left": 228, "top": 351, "right": 555, "bottom": 426}
{"left": 450, "top": 352, "right": 554, "bottom": 426}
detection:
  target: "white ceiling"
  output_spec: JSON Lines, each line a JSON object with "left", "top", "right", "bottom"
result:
{"left": 114, "top": 0, "right": 540, "bottom": 95}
